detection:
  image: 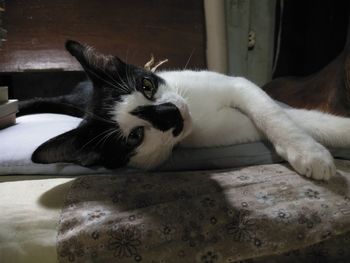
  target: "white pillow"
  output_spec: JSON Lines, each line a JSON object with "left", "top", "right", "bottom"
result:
{"left": 0, "top": 114, "right": 109, "bottom": 175}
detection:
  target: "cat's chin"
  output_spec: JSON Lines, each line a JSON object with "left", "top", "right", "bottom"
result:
{"left": 181, "top": 115, "right": 193, "bottom": 140}
{"left": 176, "top": 103, "right": 193, "bottom": 140}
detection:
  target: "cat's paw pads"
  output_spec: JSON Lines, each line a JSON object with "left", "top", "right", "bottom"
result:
{"left": 277, "top": 144, "right": 336, "bottom": 180}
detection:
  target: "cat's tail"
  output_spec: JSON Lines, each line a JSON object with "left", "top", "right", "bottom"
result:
{"left": 18, "top": 95, "right": 85, "bottom": 117}
{"left": 18, "top": 81, "right": 92, "bottom": 118}
{"left": 285, "top": 108, "right": 350, "bottom": 148}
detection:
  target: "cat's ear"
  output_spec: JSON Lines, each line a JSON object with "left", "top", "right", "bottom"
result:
{"left": 65, "top": 40, "right": 125, "bottom": 86}
{"left": 32, "top": 126, "right": 100, "bottom": 166}
{"left": 65, "top": 40, "right": 87, "bottom": 65}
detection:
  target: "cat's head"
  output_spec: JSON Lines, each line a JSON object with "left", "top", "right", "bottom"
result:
{"left": 32, "top": 40, "right": 192, "bottom": 169}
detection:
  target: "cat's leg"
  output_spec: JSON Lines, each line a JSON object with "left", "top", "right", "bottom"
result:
{"left": 225, "top": 76, "right": 336, "bottom": 180}
{"left": 285, "top": 108, "right": 350, "bottom": 147}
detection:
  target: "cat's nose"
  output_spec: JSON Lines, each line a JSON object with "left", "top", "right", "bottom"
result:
{"left": 131, "top": 102, "right": 184, "bottom": 136}
{"left": 156, "top": 102, "right": 184, "bottom": 136}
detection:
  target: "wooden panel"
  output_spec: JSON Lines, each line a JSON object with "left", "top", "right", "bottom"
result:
{"left": 0, "top": 0, "right": 5, "bottom": 47}
{"left": 0, "top": 0, "right": 206, "bottom": 73}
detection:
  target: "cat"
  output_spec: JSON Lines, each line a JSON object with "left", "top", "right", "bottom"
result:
{"left": 19, "top": 40, "right": 350, "bottom": 180}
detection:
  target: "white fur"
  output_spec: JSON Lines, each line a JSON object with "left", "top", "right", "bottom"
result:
{"left": 113, "top": 70, "right": 350, "bottom": 180}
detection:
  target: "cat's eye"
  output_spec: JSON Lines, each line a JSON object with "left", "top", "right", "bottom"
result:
{"left": 126, "top": 126, "right": 144, "bottom": 147}
{"left": 142, "top": 77, "right": 155, "bottom": 99}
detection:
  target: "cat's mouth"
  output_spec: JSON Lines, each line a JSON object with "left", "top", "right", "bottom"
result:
{"left": 176, "top": 104, "right": 193, "bottom": 139}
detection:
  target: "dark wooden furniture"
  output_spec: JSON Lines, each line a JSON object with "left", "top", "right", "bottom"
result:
{"left": 0, "top": 0, "right": 5, "bottom": 48}
{"left": 0, "top": 0, "right": 206, "bottom": 99}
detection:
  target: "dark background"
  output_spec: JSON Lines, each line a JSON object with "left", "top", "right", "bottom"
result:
{"left": 273, "top": 0, "right": 350, "bottom": 78}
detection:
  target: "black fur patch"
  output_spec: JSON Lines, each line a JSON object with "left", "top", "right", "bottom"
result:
{"left": 131, "top": 103, "right": 184, "bottom": 136}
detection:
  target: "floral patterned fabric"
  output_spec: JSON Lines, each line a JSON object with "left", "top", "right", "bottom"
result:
{"left": 246, "top": 230, "right": 350, "bottom": 262}
{"left": 57, "top": 160, "right": 350, "bottom": 263}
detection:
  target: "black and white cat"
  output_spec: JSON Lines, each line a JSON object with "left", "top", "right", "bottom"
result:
{"left": 20, "top": 40, "right": 350, "bottom": 180}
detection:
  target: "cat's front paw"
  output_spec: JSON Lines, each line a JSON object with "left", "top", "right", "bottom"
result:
{"left": 276, "top": 142, "right": 336, "bottom": 180}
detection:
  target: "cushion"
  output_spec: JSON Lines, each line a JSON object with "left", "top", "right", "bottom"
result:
{"left": 57, "top": 163, "right": 350, "bottom": 262}
{"left": 0, "top": 114, "right": 109, "bottom": 175}
{"left": 0, "top": 113, "right": 349, "bottom": 175}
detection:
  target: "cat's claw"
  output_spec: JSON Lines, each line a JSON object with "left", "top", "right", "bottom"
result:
{"left": 276, "top": 142, "right": 336, "bottom": 181}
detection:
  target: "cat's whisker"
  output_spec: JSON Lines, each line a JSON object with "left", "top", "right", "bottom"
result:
{"left": 86, "top": 67, "right": 131, "bottom": 94}
{"left": 91, "top": 68, "right": 130, "bottom": 93}
{"left": 95, "top": 129, "right": 119, "bottom": 149}
{"left": 94, "top": 64, "right": 118, "bottom": 84}
{"left": 85, "top": 111, "right": 115, "bottom": 124}
{"left": 125, "top": 64, "right": 133, "bottom": 90}
{"left": 122, "top": 55, "right": 138, "bottom": 96}
{"left": 175, "top": 85, "right": 189, "bottom": 101}
{"left": 131, "top": 74, "right": 136, "bottom": 87}
{"left": 96, "top": 65, "right": 131, "bottom": 93}
{"left": 177, "top": 84, "right": 190, "bottom": 101}
{"left": 107, "top": 76, "right": 130, "bottom": 93}
{"left": 124, "top": 48, "right": 130, "bottom": 64}
{"left": 105, "top": 130, "right": 119, "bottom": 145}
{"left": 115, "top": 68, "right": 132, "bottom": 93}
{"left": 116, "top": 131, "right": 126, "bottom": 141}
{"left": 85, "top": 67, "right": 119, "bottom": 89}
{"left": 91, "top": 133, "right": 110, "bottom": 150}
{"left": 127, "top": 63, "right": 137, "bottom": 87}
{"left": 184, "top": 48, "right": 195, "bottom": 70}
{"left": 51, "top": 100, "right": 116, "bottom": 124}
{"left": 112, "top": 74, "right": 131, "bottom": 93}
{"left": 173, "top": 85, "right": 180, "bottom": 95}
{"left": 79, "top": 128, "right": 116, "bottom": 151}
{"left": 181, "top": 90, "right": 190, "bottom": 101}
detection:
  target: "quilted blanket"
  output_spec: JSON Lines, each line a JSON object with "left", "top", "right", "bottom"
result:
{"left": 57, "top": 161, "right": 350, "bottom": 262}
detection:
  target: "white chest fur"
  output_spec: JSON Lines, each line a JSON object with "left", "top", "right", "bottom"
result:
{"left": 157, "top": 70, "right": 262, "bottom": 147}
